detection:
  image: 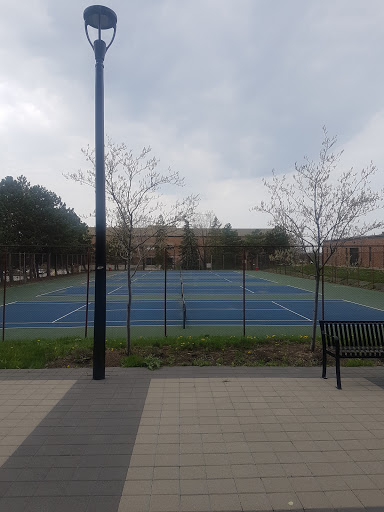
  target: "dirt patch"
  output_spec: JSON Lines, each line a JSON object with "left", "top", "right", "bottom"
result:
{"left": 45, "top": 341, "right": 384, "bottom": 369}
{"left": 46, "top": 341, "right": 326, "bottom": 368}
{"left": 47, "top": 348, "right": 123, "bottom": 369}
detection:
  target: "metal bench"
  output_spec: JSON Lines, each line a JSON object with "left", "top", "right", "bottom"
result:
{"left": 319, "top": 320, "right": 384, "bottom": 389}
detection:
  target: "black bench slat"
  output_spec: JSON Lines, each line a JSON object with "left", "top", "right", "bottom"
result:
{"left": 320, "top": 320, "right": 384, "bottom": 389}
{"left": 376, "top": 323, "right": 384, "bottom": 346}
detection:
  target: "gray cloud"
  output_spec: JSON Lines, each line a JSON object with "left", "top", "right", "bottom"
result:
{"left": 1, "top": 0, "right": 384, "bottom": 229}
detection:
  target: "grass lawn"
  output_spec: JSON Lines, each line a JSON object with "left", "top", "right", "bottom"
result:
{"left": 0, "top": 335, "right": 381, "bottom": 370}
{"left": 279, "top": 264, "right": 384, "bottom": 289}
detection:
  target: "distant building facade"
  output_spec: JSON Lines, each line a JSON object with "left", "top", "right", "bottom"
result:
{"left": 324, "top": 234, "right": 384, "bottom": 268}
{"left": 88, "top": 226, "right": 270, "bottom": 269}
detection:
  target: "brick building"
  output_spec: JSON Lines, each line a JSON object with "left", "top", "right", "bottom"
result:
{"left": 324, "top": 234, "right": 384, "bottom": 268}
{"left": 88, "top": 227, "right": 268, "bottom": 269}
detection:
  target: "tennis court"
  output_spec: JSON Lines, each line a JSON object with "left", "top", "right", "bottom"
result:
{"left": 2, "top": 298, "right": 384, "bottom": 329}
{"left": 2, "top": 270, "right": 384, "bottom": 336}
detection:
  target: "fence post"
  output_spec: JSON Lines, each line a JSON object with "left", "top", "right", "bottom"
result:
{"left": 23, "top": 252, "right": 26, "bottom": 282}
{"left": 2, "top": 252, "right": 7, "bottom": 341}
{"left": 242, "top": 249, "right": 246, "bottom": 337}
{"left": 85, "top": 250, "right": 90, "bottom": 338}
{"left": 164, "top": 248, "right": 167, "bottom": 337}
{"left": 8, "top": 253, "right": 13, "bottom": 283}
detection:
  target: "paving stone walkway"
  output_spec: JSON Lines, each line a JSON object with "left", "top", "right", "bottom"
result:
{"left": 0, "top": 366, "right": 384, "bottom": 511}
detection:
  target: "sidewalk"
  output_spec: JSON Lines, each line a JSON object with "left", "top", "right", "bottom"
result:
{"left": 0, "top": 366, "right": 384, "bottom": 511}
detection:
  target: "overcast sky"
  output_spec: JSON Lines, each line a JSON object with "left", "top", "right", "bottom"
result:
{"left": 2, "top": 0, "right": 384, "bottom": 229}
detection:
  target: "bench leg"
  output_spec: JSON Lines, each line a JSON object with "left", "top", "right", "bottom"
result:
{"left": 335, "top": 355, "right": 342, "bottom": 390}
{"left": 322, "top": 349, "right": 327, "bottom": 379}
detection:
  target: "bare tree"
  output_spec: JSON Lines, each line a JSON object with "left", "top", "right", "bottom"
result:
{"left": 192, "top": 211, "right": 221, "bottom": 269}
{"left": 253, "top": 127, "right": 384, "bottom": 350}
{"left": 66, "top": 139, "right": 198, "bottom": 353}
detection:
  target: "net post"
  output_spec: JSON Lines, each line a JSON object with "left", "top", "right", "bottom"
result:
{"left": 2, "top": 251, "right": 7, "bottom": 341}
{"left": 164, "top": 247, "right": 167, "bottom": 337}
{"left": 85, "top": 249, "right": 90, "bottom": 338}
{"left": 242, "top": 248, "right": 246, "bottom": 337}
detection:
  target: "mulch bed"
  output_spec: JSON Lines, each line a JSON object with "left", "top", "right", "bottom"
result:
{"left": 46, "top": 340, "right": 384, "bottom": 369}
{"left": 47, "top": 341, "right": 328, "bottom": 368}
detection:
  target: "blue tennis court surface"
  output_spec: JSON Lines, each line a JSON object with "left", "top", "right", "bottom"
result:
{"left": 2, "top": 299, "right": 384, "bottom": 329}
{"left": 2, "top": 271, "right": 384, "bottom": 331}
{"left": 39, "top": 270, "right": 311, "bottom": 297}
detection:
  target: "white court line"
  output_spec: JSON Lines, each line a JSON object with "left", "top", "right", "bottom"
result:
{"left": 234, "top": 270, "right": 317, "bottom": 292}
{"left": 186, "top": 308, "right": 282, "bottom": 311}
{"left": 6, "top": 321, "right": 82, "bottom": 325}
{"left": 185, "top": 319, "right": 310, "bottom": 323}
{"left": 108, "top": 285, "right": 123, "bottom": 295}
{"left": 52, "top": 304, "right": 86, "bottom": 323}
{"left": 0, "top": 301, "right": 17, "bottom": 307}
{"left": 211, "top": 272, "right": 233, "bottom": 283}
{"left": 342, "top": 299, "right": 384, "bottom": 312}
{"left": 247, "top": 274, "right": 277, "bottom": 283}
{"left": 286, "top": 284, "right": 315, "bottom": 293}
{"left": 37, "top": 286, "right": 74, "bottom": 297}
{"left": 104, "top": 307, "right": 180, "bottom": 311}
{"left": 234, "top": 270, "right": 277, "bottom": 284}
{"left": 211, "top": 271, "right": 253, "bottom": 294}
{"left": 272, "top": 301, "right": 312, "bottom": 321}
{"left": 81, "top": 278, "right": 95, "bottom": 285}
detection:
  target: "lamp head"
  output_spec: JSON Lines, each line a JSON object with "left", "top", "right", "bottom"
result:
{"left": 84, "top": 5, "right": 117, "bottom": 53}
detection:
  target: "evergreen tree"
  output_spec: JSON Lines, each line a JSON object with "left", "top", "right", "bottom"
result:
{"left": 153, "top": 216, "right": 168, "bottom": 268}
{"left": 0, "top": 175, "right": 89, "bottom": 251}
{"left": 205, "top": 215, "right": 221, "bottom": 270}
{"left": 180, "top": 220, "right": 199, "bottom": 270}
{"left": 243, "top": 229, "right": 266, "bottom": 268}
{"left": 220, "top": 223, "right": 242, "bottom": 269}
{"left": 264, "top": 225, "right": 290, "bottom": 254}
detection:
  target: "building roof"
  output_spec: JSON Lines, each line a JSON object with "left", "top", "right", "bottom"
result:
{"left": 325, "top": 233, "right": 384, "bottom": 243}
{"left": 88, "top": 226, "right": 271, "bottom": 238}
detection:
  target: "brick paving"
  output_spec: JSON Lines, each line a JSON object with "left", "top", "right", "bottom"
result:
{"left": 0, "top": 366, "right": 384, "bottom": 511}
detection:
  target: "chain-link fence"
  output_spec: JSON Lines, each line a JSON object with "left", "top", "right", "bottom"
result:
{"left": 0, "top": 249, "right": 92, "bottom": 284}
{"left": 1, "top": 243, "right": 383, "bottom": 340}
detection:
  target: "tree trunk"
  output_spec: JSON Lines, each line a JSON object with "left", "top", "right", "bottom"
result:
{"left": 310, "top": 271, "right": 321, "bottom": 351}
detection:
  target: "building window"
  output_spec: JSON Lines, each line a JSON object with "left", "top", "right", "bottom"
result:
{"left": 350, "top": 247, "right": 359, "bottom": 266}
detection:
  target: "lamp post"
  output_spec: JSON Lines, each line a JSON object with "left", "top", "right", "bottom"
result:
{"left": 83, "top": 5, "right": 117, "bottom": 380}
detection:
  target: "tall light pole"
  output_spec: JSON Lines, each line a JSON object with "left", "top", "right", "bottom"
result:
{"left": 83, "top": 5, "right": 117, "bottom": 380}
